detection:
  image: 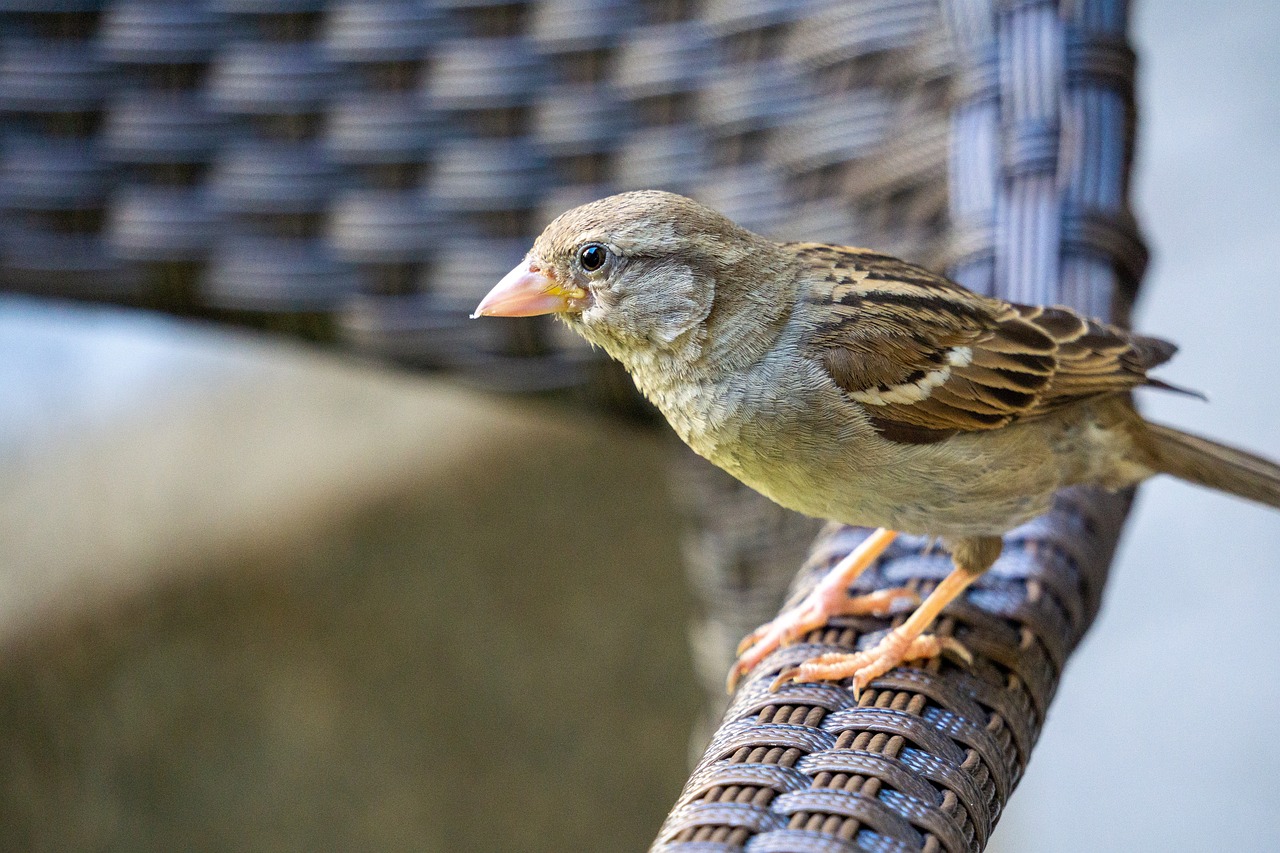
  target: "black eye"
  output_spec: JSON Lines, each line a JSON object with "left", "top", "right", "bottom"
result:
{"left": 578, "top": 243, "right": 608, "bottom": 272}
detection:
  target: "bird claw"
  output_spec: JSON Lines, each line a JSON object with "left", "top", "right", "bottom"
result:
{"left": 768, "top": 632, "right": 971, "bottom": 697}
{"left": 726, "top": 586, "right": 920, "bottom": 692}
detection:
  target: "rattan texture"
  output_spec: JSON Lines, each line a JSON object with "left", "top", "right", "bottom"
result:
{"left": 0, "top": 1, "right": 1145, "bottom": 850}
{"left": 654, "top": 0, "right": 1143, "bottom": 850}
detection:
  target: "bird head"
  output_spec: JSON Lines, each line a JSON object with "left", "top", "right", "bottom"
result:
{"left": 473, "top": 191, "right": 764, "bottom": 361}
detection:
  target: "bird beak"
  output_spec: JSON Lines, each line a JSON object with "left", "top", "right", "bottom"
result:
{"left": 471, "top": 261, "right": 587, "bottom": 318}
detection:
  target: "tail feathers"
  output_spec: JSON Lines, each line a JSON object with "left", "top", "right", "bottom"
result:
{"left": 1146, "top": 422, "right": 1280, "bottom": 509}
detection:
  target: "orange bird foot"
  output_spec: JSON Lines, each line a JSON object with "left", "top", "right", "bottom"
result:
{"left": 726, "top": 585, "right": 918, "bottom": 692}
{"left": 770, "top": 630, "right": 972, "bottom": 698}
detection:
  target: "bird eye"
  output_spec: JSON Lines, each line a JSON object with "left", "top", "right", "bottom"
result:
{"left": 578, "top": 243, "right": 608, "bottom": 272}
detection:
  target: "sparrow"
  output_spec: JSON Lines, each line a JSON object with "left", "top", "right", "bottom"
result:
{"left": 473, "top": 190, "right": 1280, "bottom": 696}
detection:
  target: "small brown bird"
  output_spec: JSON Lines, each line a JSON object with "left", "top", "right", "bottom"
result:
{"left": 474, "top": 190, "right": 1280, "bottom": 695}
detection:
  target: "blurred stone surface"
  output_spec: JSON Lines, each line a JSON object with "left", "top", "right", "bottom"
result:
{"left": 0, "top": 296, "right": 697, "bottom": 852}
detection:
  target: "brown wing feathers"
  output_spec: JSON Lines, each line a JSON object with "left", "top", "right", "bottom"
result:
{"left": 799, "top": 246, "right": 1184, "bottom": 443}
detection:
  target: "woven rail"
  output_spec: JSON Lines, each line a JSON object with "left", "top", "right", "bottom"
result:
{"left": 0, "top": 1, "right": 1144, "bottom": 849}
{"left": 655, "top": 0, "right": 1142, "bottom": 850}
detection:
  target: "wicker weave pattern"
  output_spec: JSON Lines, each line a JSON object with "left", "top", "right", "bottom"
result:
{"left": 0, "top": 2, "right": 1143, "bottom": 849}
{"left": 653, "top": 0, "right": 1143, "bottom": 850}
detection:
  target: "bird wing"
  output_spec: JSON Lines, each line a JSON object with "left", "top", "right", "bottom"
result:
{"left": 791, "top": 243, "right": 1180, "bottom": 444}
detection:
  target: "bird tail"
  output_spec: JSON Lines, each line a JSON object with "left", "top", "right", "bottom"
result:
{"left": 1145, "top": 422, "right": 1280, "bottom": 509}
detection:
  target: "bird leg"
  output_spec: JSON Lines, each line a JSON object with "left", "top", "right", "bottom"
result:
{"left": 727, "top": 528, "right": 919, "bottom": 692}
{"left": 770, "top": 536, "right": 1003, "bottom": 697}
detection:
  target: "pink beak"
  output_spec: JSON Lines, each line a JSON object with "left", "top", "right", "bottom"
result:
{"left": 471, "top": 260, "right": 587, "bottom": 318}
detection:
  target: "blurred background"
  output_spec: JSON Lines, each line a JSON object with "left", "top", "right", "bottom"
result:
{"left": 0, "top": 0, "right": 1276, "bottom": 851}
